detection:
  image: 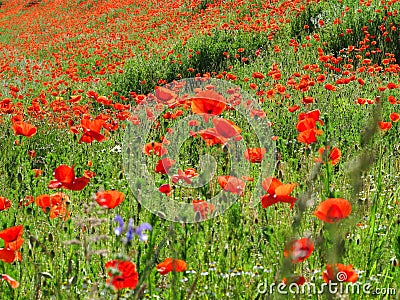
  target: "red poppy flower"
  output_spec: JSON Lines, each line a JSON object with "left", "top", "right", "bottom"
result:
{"left": 315, "top": 146, "right": 341, "bottom": 165}
{"left": 143, "top": 142, "right": 168, "bottom": 157}
{"left": 11, "top": 113, "right": 23, "bottom": 123}
{"left": 12, "top": 121, "right": 37, "bottom": 137}
{"left": 249, "top": 83, "right": 258, "bottom": 89}
{"left": 324, "top": 84, "right": 336, "bottom": 91}
{"left": 86, "top": 90, "right": 99, "bottom": 100}
{"left": 193, "top": 200, "right": 215, "bottom": 220}
{"left": 296, "top": 118, "right": 318, "bottom": 132}
{"left": 48, "top": 165, "right": 90, "bottom": 191}
{"left": 33, "top": 169, "right": 43, "bottom": 178}
{"left": 191, "top": 90, "right": 226, "bottom": 121}
{"left": 323, "top": 263, "right": 358, "bottom": 283}
{"left": 158, "top": 184, "right": 172, "bottom": 196}
{"left": 83, "top": 170, "right": 96, "bottom": 178}
{"left": 241, "top": 175, "right": 254, "bottom": 181}
{"left": 161, "top": 135, "right": 171, "bottom": 145}
{"left": 105, "top": 260, "right": 139, "bottom": 290}
{"left": 282, "top": 276, "right": 306, "bottom": 286}
{"left": 0, "top": 98, "right": 14, "bottom": 114}
{"left": 69, "top": 95, "right": 82, "bottom": 103}
{"left": 244, "top": 148, "right": 266, "bottom": 163}
{"left": 296, "top": 112, "right": 323, "bottom": 145}
{"left": 79, "top": 118, "right": 105, "bottom": 144}
{"left": 316, "top": 75, "right": 326, "bottom": 83}
{"left": 155, "top": 158, "right": 176, "bottom": 174}
{"left": 288, "top": 105, "right": 300, "bottom": 112}
{"left": 49, "top": 200, "right": 71, "bottom": 221}
{"left": 155, "top": 86, "right": 178, "bottom": 106}
{"left": 390, "top": 113, "right": 399, "bottom": 122}
{"left": 298, "top": 109, "right": 323, "bottom": 125}
{"left": 388, "top": 96, "right": 397, "bottom": 104}
{"left": 156, "top": 258, "right": 187, "bottom": 275}
{"left": 357, "top": 97, "right": 366, "bottom": 105}
{"left": 378, "top": 121, "right": 392, "bottom": 131}
{"left": 0, "top": 197, "right": 11, "bottom": 211}
{"left": 252, "top": 72, "right": 265, "bottom": 79}
{"left": 188, "top": 120, "right": 199, "bottom": 126}
{"left": 212, "top": 118, "right": 242, "bottom": 139}
{"left": 1, "top": 274, "right": 19, "bottom": 288}
{"left": 96, "top": 190, "right": 125, "bottom": 209}
{"left": 250, "top": 109, "right": 266, "bottom": 119}
{"left": 28, "top": 150, "right": 36, "bottom": 159}
{"left": 183, "top": 168, "right": 198, "bottom": 178}
{"left": 302, "top": 96, "right": 314, "bottom": 104}
{"left": 297, "top": 129, "right": 322, "bottom": 144}
{"left": 313, "top": 198, "right": 352, "bottom": 223}
{"left": 19, "top": 195, "right": 34, "bottom": 207}
{"left": 35, "top": 193, "right": 65, "bottom": 212}
{"left": 172, "top": 169, "right": 192, "bottom": 184}
{"left": 0, "top": 225, "right": 24, "bottom": 251}
{"left": 54, "top": 165, "right": 74, "bottom": 185}
{"left": 261, "top": 177, "right": 297, "bottom": 209}
{"left": 194, "top": 118, "right": 243, "bottom": 147}
{"left": 194, "top": 128, "right": 227, "bottom": 146}
{"left": 0, "top": 226, "right": 24, "bottom": 263}
{"left": 35, "top": 193, "right": 71, "bottom": 221}
{"left": 217, "top": 175, "right": 245, "bottom": 195}
{"left": 284, "top": 238, "right": 314, "bottom": 263}
{"left": 0, "top": 249, "right": 21, "bottom": 263}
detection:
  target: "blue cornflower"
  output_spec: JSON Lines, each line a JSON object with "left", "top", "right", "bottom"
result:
{"left": 126, "top": 218, "right": 135, "bottom": 243}
{"left": 135, "top": 223, "right": 152, "bottom": 242}
{"left": 114, "top": 215, "right": 124, "bottom": 236}
{"left": 113, "top": 215, "right": 152, "bottom": 243}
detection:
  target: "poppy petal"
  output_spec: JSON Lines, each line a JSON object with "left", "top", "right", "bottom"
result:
{"left": 261, "top": 177, "right": 282, "bottom": 194}
{"left": 1, "top": 274, "right": 19, "bottom": 288}
{"left": 0, "top": 225, "right": 23, "bottom": 245}
{"left": 275, "top": 183, "right": 297, "bottom": 196}
{"left": 212, "top": 118, "right": 241, "bottom": 138}
{"left": 96, "top": 190, "right": 125, "bottom": 209}
{"left": 105, "top": 260, "right": 139, "bottom": 290}
{"left": 0, "top": 197, "right": 12, "bottom": 211}
{"left": 0, "top": 249, "right": 18, "bottom": 263}
{"left": 261, "top": 194, "right": 279, "bottom": 208}
{"left": 217, "top": 175, "right": 245, "bottom": 195}
{"left": 53, "top": 165, "right": 75, "bottom": 185}
{"left": 314, "top": 198, "right": 352, "bottom": 223}
{"left": 65, "top": 177, "right": 90, "bottom": 191}
{"left": 156, "top": 258, "right": 187, "bottom": 275}
{"left": 284, "top": 238, "right": 314, "bottom": 263}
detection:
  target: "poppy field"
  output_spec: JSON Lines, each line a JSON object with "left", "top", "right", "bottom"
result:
{"left": 0, "top": 0, "right": 399, "bottom": 298}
